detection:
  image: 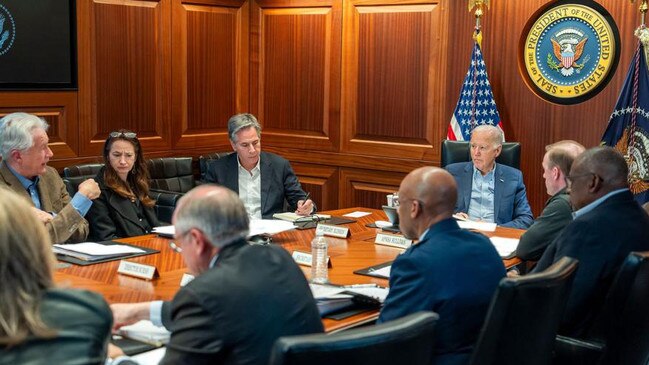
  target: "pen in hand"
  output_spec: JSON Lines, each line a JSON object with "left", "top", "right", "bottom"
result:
{"left": 297, "top": 192, "right": 311, "bottom": 214}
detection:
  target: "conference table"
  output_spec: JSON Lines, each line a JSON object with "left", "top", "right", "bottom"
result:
{"left": 54, "top": 207, "right": 524, "bottom": 333}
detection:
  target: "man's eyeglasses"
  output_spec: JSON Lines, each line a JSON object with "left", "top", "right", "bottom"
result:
{"left": 566, "top": 173, "right": 595, "bottom": 186}
{"left": 109, "top": 131, "right": 137, "bottom": 139}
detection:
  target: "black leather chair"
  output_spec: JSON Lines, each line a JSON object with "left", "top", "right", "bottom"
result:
{"left": 63, "top": 162, "right": 180, "bottom": 224}
{"left": 469, "top": 256, "right": 579, "bottom": 365}
{"left": 553, "top": 251, "right": 649, "bottom": 365}
{"left": 440, "top": 140, "right": 521, "bottom": 169}
{"left": 63, "top": 163, "right": 104, "bottom": 197}
{"left": 268, "top": 311, "right": 438, "bottom": 365}
{"left": 198, "top": 151, "right": 232, "bottom": 184}
{"left": 147, "top": 157, "right": 195, "bottom": 193}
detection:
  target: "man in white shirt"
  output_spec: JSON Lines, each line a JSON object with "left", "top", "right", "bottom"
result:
{"left": 205, "top": 113, "right": 314, "bottom": 219}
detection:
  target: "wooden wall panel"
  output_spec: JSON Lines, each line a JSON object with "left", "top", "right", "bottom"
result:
{"left": 341, "top": 0, "right": 446, "bottom": 160}
{"left": 0, "top": 93, "right": 79, "bottom": 162}
{"left": 172, "top": 0, "right": 248, "bottom": 150}
{"left": 77, "top": 0, "right": 172, "bottom": 156}
{"left": 251, "top": 0, "right": 341, "bottom": 152}
{"left": 339, "top": 168, "right": 405, "bottom": 210}
{"left": 292, "top": 162, "right": 339, "bottom": 211}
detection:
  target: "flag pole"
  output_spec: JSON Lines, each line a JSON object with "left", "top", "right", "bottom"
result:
{"left": 631, "top": 0, "right": 648, "bottom": 28}
{"left": 468, "top": 0, "right": 490, "bottom": 47}
{"left": 628, "top": 0, "right": 649, "bottom": 184}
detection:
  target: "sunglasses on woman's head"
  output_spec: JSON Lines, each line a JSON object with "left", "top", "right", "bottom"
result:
{"left": 109, "top": 131, "right": 137, "bottom": 139}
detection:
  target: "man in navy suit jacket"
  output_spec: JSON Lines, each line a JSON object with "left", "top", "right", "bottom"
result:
{"left": 205, "top": 113, "right": 315, "bottom": 219}
{"left": 532, "top": 147, "right": 649, "bottom": 336}
{"left": 446, "top": 125, "right": 533, "bottom": 229}
{"left": 378, "top": 167, "right": 506, "bottom": 365}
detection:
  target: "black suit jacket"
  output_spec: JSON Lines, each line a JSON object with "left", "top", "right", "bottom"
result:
{"left": 205, "top": 151, "right": 311, "bottom": 218}
{"left": 159, "top": 239, "right": 323, "bottom": 365}
{"left": 533, "top": 190, "right": 649, "bottom": 336}
{"left": 86, "top": 168, "right": 159, "bottom": 241}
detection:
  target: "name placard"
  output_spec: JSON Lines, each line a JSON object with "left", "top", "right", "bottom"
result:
{"left": 315, "top": 224, "right": 349, "bottom": 238}
{"left": 117, "top": 260, "right": 159, "bottom": 280}
{"left": 180, "top": 273, "right": 195, "bottom": 287}
{"left": 292, "top": 250, "right": 332, "bottom": 268}
{"left": 374, "top": 233, "right": 412, "bottom": 250}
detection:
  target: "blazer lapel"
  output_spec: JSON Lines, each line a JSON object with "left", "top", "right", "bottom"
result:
{"left": 494, "top": 164, "right": 504, "bottom": 221}
{"left": 107, "top": 191, "right": 145, "bottom": 228}
{"left": 462, "top": 163, "right": 473, "bottom": 210}
{"left": 225, "top": 154, "right": 239, "bottom": 194}
{"left": 260, "top": 153, "right": 272, "bottom": 215}
{"left": 0, "top": 163, "right": 32, "bottom": 203}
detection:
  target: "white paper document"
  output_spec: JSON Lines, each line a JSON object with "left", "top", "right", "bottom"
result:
{"left": 457, "top": 220, "right": 497, "bottom": 232}
{"left": 489, "top": 236, "right": 519, "bottom": 257}
{"left": 131, "top": 346, "right": 166, "bottom": 364}
{"left": 118, "top": 320, "right": 171, "bottom": 346}
{"left": 343, "top": 211, "right": 372, "bottom": 218}
{"left": 249, "top": 219, "right": 296, "bottom": 236}
{"left": 54, "top": 242, "right": 144, "bottom": 256}
{"left": 152, "top": 225, "right": 175, "bottom": 237}
{"left": 345, "top": 287, "right": 390, "bottom": 303}
{"left": 370, "top": 265, "right": 392, "bottom": 279}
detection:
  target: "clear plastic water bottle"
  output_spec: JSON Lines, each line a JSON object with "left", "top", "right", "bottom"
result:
{"left": 311, "top": 234, "right": 329, "bottom": 284}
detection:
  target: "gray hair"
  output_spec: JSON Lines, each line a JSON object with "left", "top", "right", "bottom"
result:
{"left": 228, "top": 113, "right": 261, "bottom": 143}
{"left": 0, "top": 113, "right": 49, "bottom": 160}
{"left": 471, "top": 125, "right": 503, "bottom": 147}
{"left": 174, "top": 185, "right": 250, "bottom": 248}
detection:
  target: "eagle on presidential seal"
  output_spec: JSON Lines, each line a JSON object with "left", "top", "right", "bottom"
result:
{"left": 547, "top": 28, "right": 590, "bottom": 77}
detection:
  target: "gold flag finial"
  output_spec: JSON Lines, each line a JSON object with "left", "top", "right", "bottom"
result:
{"left": 469, "top": 0, "right": 490, "bottom": 46}
{"left": 631, "top": 0, "right": 648, "bottom": 26}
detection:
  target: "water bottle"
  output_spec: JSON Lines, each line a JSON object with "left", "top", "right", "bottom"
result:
{"left": 311, "top": 234, "right": 329, "bottom": 284}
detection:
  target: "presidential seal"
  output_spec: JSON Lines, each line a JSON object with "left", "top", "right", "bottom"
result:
{"left": 520, "top": 1, "right": 620, "bottom": 105}
{"left": 0, "top": 4, "right": 15, "bottom": 56}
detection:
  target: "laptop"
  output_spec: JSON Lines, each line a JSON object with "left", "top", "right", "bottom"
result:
{"left": 381, "top": 205, "right": 400, "bottom": 233}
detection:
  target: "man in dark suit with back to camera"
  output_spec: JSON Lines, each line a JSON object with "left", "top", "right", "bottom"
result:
{"left": 205, "top": 113, "right": 315, "bottom": 219}
{"left": 532, "top": 146, "right": 649, "bottom": 336}
{"left": 446, "top": 125, "right": 533, "bottom": 228}
{"left": 109, "top": 185, "right": 323, "bottom": 365}
{"left": 0, "top": 112, "right": 100, "bottom": 244}
{"left": 378, "top": 166, "right": 506, "bottom": 365}
{"left": 515, "top": 140, "right": 585, "bottom": 262}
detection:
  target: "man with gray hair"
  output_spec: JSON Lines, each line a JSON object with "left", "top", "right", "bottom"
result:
{"left": 516, "top": 140, "right": 585, "bottom": 262}
{"left": 0, "top": 112, "right": 100, "bottom": 243}
{"left": 205, "top": 113, "right": 314, "bottom": 219}
{"left": 446, "top": 125, "right": 533, "bottom": 228}
{"left": 109, "top": 185, "right": 323, "bottom": 365}
{"left": 532, "top": 147, "right": 649, "bottom": 336}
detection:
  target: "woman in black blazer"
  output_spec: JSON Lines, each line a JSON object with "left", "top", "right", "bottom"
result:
{"left": 87, "top": 130, "right": 159, "bottom": 241}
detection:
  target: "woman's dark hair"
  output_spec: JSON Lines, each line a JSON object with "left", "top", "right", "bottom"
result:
{"left": 103, "top": 130, "right": 155, "bottom": 207}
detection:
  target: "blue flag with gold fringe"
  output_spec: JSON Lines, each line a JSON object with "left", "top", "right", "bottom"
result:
{"left": 601, "top": 41, "right": 649, "bottom": 205}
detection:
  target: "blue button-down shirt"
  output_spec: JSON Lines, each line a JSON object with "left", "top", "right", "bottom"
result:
{"left": 5, "top": 162, "right": 92, "bottom": 217}
{"left": 468, "top": 165, "right": 495, "bottom": 223}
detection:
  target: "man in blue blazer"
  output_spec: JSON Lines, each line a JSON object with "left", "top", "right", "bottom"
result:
{"left": 532, "top": 147, "right": 649, "bottom": 336}
{"left": 378, "top": 167, "right": 506, "bottom": 365}
{"left": 446, "top": 125, "right": 533, "bottom": 229}
{"left": 205, "top": 113, "right": 315, "bottom": 219}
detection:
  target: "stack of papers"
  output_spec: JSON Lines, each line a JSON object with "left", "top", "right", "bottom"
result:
{"left": 152, "top": 225, "right": 174, "bottom": 238}
{"left": 457, "top": 220, "right": 497, "bottom": 232}
{"left": 309, "top": 284, "right": 389, "bottom": 316}
{"left": 154, "top": 220, "right": 296, "bottom": 239}
{"left": 489, "top": 236, "right": 519, "bottom": 258}
{"left": 53, "top": 242, "right": 144, "bottom": 262}
{"left": 117, "top": 320, "right": 171, "bottom": 347}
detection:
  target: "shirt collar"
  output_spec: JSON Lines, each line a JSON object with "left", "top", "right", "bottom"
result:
{"left": 473, "top": 163, "right": 496, "bottom": 179}
{"left": 237, "top": 155, "right": 261, "bottom": 175}
{"left": 573, "top": 188, "right": 629, "bottom": 219}
{"left": 5, "top": 161, "right": 39, "bottom": 189}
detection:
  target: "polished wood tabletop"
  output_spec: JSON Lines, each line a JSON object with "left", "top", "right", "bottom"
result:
{"left": 54, "top": 208, "right": 524, "bottom": 332}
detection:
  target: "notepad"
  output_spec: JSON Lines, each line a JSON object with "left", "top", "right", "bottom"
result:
{"left": 489, "top": 236, "right": 519, "bottom": 258}
{"left": 272, "top": 212, "right": 331, "bottom": 222}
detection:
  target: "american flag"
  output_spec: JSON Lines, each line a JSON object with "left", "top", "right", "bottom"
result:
{"left": 601, "top": 39, "right": 649, "bottom": 205}
{"left": 447, "top": 40, "right": 504, "bottom": 141}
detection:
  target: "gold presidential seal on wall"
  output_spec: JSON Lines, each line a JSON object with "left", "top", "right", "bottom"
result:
{"left": 520, "top": 0, "right": 620, "bottom": 105}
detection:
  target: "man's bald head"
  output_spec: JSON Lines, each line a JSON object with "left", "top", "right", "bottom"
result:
{"left": 398, "top": 167, "right": 457, "bottom": 238}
